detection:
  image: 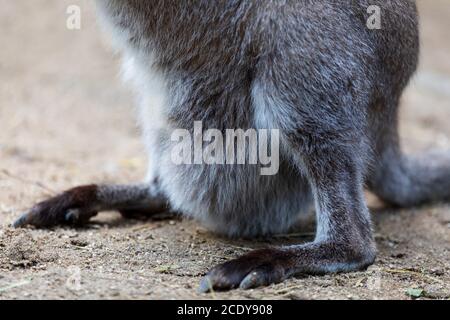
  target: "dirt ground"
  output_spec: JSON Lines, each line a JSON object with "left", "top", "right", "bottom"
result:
{"left": 0, "top": 0, "right": 449, "bottom": 300}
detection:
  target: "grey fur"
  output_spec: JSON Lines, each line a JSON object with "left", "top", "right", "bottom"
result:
{"left": 15, "top": 0, "right": 450, "bottom": 291}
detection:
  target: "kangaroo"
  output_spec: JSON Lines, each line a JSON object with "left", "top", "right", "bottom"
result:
{"left": 13, "top": 0, "right": 450, "bottom": 292}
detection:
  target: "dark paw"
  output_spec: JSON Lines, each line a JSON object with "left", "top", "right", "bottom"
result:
{"left": 198, "top": 248, "right": 294, "bottom": 292}
{"left": 13, "top": 185, "right": 99, "bottom": 228}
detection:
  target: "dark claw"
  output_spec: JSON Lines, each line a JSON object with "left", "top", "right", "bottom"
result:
{"left": 65, "top": 209, "right": 87, "bottom": 224}
{"left": 198, "top": 276, "right": 214, "bottom": 294}
{"left": 239, "top": 271, "right": 266, "bottom": 290}
{"left": 65, "top": 210, "right": 79, "bottom": 223}
{"left": 12, "top": 212, "right": 32, "bottom": 228}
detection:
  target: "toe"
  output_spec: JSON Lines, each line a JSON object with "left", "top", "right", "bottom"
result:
{"left": 198, "top": 260, "right": 255, "bottom": 292}
{"left": 65, "top": 209, "right": 79, "bottom": 223}
{"left": 239, "top": 271, "right": 266, "bottom": 290}
{"left": 65, "top": 209, "right": 97, "bottom": 225}
{"left": 239, "top": 265, "right": 286, "bottom": 290}
{"left": 12, "top": 211, "right": 32, "bottom": 228}
{"left": 198, "top": 276, "right": 214, "bottom": 293}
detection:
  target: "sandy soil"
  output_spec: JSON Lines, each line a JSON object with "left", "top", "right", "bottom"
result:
{"left": 0, "top": 0, "right": 449, "bottom": 300}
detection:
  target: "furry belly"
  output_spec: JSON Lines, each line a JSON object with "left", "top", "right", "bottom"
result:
{"left": 123, "top": 52, "right": 313, "bottom": 237}
{"left": 156, "top": 151, "right": 314, "bottom": 238}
